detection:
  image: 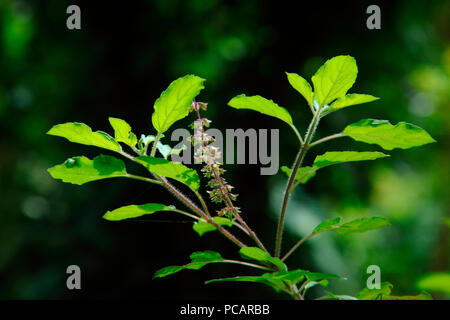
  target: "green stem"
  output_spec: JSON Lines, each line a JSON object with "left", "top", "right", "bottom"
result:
{"left": 307, "top": 102, "right": 316, "bottom": 115}
{"left": 281, "top": 233, "right": 313, "bottom": 262}
{"left": 308, "top": 133, "right": 344, "bottom": 148}
{"left": 150, "top": 132, "right": 162, "bottom": 157}
{"left": 289, "top": 168, "right": 316, "bottom": 193}
{"left": 298, "top": 280, "right": 308, "bottom": 293}
{"left": 274, "top": 148, "right": 306, "bottom": 257}
{"left": 293, "top": 284, "right": 304, "bottom": 300}
{"left": 124, "top": 174, "right": 163, "bottom": 185}
{"left": 232, "top": 221, "right": 251, "bottom": 236}
{"left": 171, "top": 209, "right": 202, "bottom": 221}
{"left": 290, "top": 124, "right": 304, "bottom": 146}
{"left": 194, "top": 190, "right": 212, "bottom": 217}
{"left": 287, "top": 134, "right": 344, "bottom": 193}
{"left": 222, "top": 259, "right": 272, "bottom": 271}
{"left": 235, "top": 212, "right": 268, "bottom": 253}
{"left": 274, "top": 108, "right": 321, "bottom": 257}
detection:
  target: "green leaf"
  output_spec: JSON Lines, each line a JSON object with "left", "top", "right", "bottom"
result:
{"left": 187, "top": 251, "right": 225, "bottom": 270}
{"left": 313, "top": 151, "right": 389, "bottom": 168}
{"left": 109, "top": 117, "right": 138, "bottom": 148}
{"left": 304, "top": 280, "right": 329, "bottom": 292}
{"left": 335, "top": 217, "right": 390, "bottom": 235}
{"left": 322, "top": 94, "right": 379, "bottom": 116}
{"left": 239, "top": 247, "right": 287, "bottom": 271}
{"left": 342, "top": 119, "right": 436, "bottom": 150}
{"left": 151, "top": 75, "right": 205, "bottom": 133}
{"left": 193, "top": 217, "right": 233, "bottom": 236}
{"left": 152, "top": 266, "right": 184, "bottom": 279}
{"left": 137, "top": 134, "right": 184, "bottom": 159}
{"left": 281, "top": 151, "right": 388, "bottom": 186}
{"left": 190, "top": 251, "right": 223, "bottom": 262}
{"left": 153, "top": 250, "right": 224, "bottom": 279}
{"left": 280, "top": 166, "right": 316, "bottom": 184}
{"left": 136, "top": 156, "right": 200, "bottom": 190}
{"left": 139, "top": 134, "right": 157, "bottom": 147}
{"left": 265, "top": 270, "right": 308, "bottom": 283}
{"left": 239, "top": 247, "right": 270, "bottom": 261}
{"left": 286, "top": 72, "right": 314, "bottom": 107}
{"left": 416, "top": 272, "right": 450, "bottom": 295}
{"left": 357, "top": 282, "right": 392, "bottom": 300}
{"left": 312, "top": 217, "right": 389, "bottom": 236}
{"left": 205, "top": 269, "right": 339, "bottom": 293}
{"left": 385, "top": 292, "right": 433, "bottom": 300}
{"left": 156, "top": 142, "right": 187, "bottom": 159}
{"left": 205, "top": 275, "right": 284, "bottom": 293}
{"left": 156, "top": 143, "right": 172, "bottom": 158}
{"left": 311, "top": 55, "right": 358, "bottom": 107}
{"left": 305, "top": 272, "right": 340, "bottom": 281}
{"left": 47, "top": 122, "right": 121, "bottom": 151}
{"left": 325, "top": 291, "right": 358, "bottom": 300}
{"left": 228, "top": 94, "right": 293, "bottom": 125}
{"left": 167, "top": 145, "right": 187, "bottom": 158}
{"left": 103, "top": 203, "right": 176, "bottom": 221}
{"left": 205, "top": 270, "right": 307, "bottom": 292}
{"left": 358, "top": 282, "right": 432, "bottom": 300}
{"left": 312, "top": 217, "right": 342, "bottom": 235}
{"left": 48, "top": 155, "right": 127, "bottom": 185}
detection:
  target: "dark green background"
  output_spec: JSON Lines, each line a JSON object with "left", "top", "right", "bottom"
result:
{"left": 0, "top": 0, "right": 448, "bottom": 299}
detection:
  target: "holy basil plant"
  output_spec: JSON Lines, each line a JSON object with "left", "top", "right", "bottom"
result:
{"left": 47, "top": 55, "right": 435, "bottom": 300}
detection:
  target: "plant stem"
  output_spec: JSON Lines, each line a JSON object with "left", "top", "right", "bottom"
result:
{"left": 233, "top": 211, "right": 268, "bottom": 253}
{"left": 232, "top": 221, "right": 251, "bottom": 236}
{"left": 171, "top": 209, "right": 202, "bottom": 221}
{"left": 150, "top": 132, "right": 162, "bottom": 157}
{"left": 222, "top": 259, "right": 272, "bottom": 271}
{"left": 194, "top": 190, "right": 212, "bottom": 217}
{"left": 210, "top": 162, "right": 268, "bottom": 253}
{"left": 289, "top": 168, "right": 316, "bottom": 193}
{"left": 274, "top": 148, "right": 306, "bottom": 257}
{"left": 274, "top": 108, "right": 321, "bottom": 257}
{"left": 119, "top": 150, "right": 137, "bottom": 161}
{"left": 293, "top": 284, "right": 304, "bottom": 300}
{"left": 197, "top": 217, "right": 250, "bottom": 236}
{"left": 159, "top": 175, "right": 247, "bottom": 248}
{"left": 298, "top": 279, "right": 309, "bottom": 293}
{"left": 281, "top": 233, "right": 313, "bottom": 262}
{"left": 306, "top": 102, "right": 316, "bottom": 115}
{"left": 290, "top": 124, "right": 304, "bottom": 146}
{"left": 308, "top": 133, "right": 344, "bottom": 148}
{"left": 117, "top": 149, "right": 247, "bottom": 248}
{"left": 125, "top": 174, "right": 163, "bottom": 185}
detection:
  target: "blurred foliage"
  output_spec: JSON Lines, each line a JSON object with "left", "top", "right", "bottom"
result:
{"left": 0, "top": 0, "right": 448, "bottom": 299}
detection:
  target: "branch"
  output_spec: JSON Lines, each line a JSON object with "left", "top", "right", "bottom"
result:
{"left": 150, "top": 132, "right": 162, "bottom": 157}
{"left": 124, "top": 174, "right": 163, "bottom": 185}
{"left": 222, "top": 259, "right": 272, "bottom": 271}
{"left": 281, "top": 233, "right": 313, "bottom": 262}
{"left": 308, "top": 133, "right": 344, "bottom": 148}
{"left": 274, "top": 106, "right": 322, "bottom": 257}
{"left": 118, "top": 149, "right": 247, "bottom": 248}
{"left": 289, "top": 124, "right": 304, "bottom": 146}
